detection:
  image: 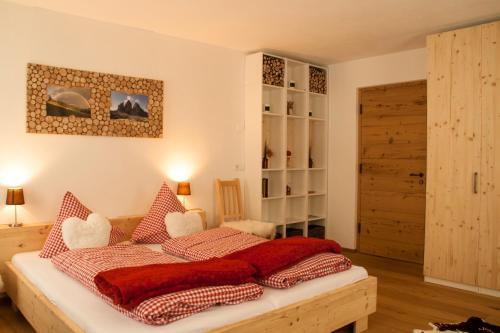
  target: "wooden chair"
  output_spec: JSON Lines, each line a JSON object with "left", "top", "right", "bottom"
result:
{"left": 215, "top": 178, "right": 245, "bottom": 225}
{"left": 215, "top": 178, "right": 276, "bottom": 239}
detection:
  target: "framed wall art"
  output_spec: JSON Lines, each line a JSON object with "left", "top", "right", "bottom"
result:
{"left": 26, "top": 63, "right": 164, "bottom": 138}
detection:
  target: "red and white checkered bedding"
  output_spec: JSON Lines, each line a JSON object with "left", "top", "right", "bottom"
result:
{"left": 161, "top": 227, "right": 352, "bottom": 288}
{"left": 51, "top": 245, "right": 263, "bottom": 325}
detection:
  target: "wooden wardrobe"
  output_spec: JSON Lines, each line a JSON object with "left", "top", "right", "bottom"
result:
{"left": 424, "top": 21, "right": 500, "bottom": 293}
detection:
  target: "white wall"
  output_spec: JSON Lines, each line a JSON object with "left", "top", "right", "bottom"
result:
{"left": 327, "top": 48, "right": 426, "bottom": 249}
{"left": 0, "top": 1, "right": 245, "bottom": 226}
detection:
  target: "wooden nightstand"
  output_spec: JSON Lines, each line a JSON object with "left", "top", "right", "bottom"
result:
{"left": 188, "top": 208, "right": 207, "bottom": 230}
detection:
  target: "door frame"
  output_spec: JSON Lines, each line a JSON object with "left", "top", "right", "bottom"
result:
{"left": 355, "top": 79, "right": 427, "bottom": 252}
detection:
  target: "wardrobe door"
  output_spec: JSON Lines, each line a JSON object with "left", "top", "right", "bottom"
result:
{"left": 478, "top": 21, "right": 500, "bottom": 290}
{"left": 424, "top": 26, "right": 483, "bottom": 286}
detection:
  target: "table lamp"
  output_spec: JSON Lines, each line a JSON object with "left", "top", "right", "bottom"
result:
{"left": 176, "top": 182, "right": 191, "bottom": 207}
{"left": 6, "top": 187, "right": 25, "bottom": 227}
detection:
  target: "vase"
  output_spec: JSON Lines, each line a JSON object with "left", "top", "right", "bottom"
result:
{"left": 262, "top": 157, "right": 269, "bottom": 169}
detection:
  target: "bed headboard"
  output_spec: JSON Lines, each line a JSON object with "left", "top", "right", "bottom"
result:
{"left": 0, "top": 215, "right": 143, "bottom": 275}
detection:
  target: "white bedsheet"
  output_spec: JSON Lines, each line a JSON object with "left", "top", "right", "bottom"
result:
{"left": 12, "top": 249, "right": 368, "bottom": 333}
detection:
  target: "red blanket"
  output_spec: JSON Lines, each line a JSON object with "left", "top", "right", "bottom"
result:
{"left": 224, "top": 236, "right": 342, "bottom": 279}
{"left": 52, "top": 245, "right": 263, "bottom": 325}
{"left": 95, "top": 258, "right": 257, "bottom": 310}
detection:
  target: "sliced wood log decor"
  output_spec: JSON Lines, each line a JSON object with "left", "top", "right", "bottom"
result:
{"left": 26, "top": 63, "right": 164, "bottom": 138}
{"left": 262, "top": 55, "right": 285, "bottom": 87}
{"left": 309, "top": 66, "right": 327, "bottom": 94}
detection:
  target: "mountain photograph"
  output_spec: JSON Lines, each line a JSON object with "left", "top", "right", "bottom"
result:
{"left": 109, "top": 91, "right": 149, "bottom": 121}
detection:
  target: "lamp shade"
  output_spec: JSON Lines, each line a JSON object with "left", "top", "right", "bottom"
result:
{"left": 177, "top": 182, "right": 191, "bottom": 196}
{"left": 6, "top": 188, "right": 25, "bottom": 205}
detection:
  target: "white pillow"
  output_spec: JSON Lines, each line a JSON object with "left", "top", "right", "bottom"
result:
{"left": 165, "top": 211, "right": 203, "bottom": 238}
{"left": 62, "top": 213, "right": 112, "bottom": 250}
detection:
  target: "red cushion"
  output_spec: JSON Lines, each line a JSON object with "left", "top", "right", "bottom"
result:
{"left": 39, "top": 192, "right": 125, "bottom": 258}
{"left": 131, "top": 183, "right": 186, "bottom": 244}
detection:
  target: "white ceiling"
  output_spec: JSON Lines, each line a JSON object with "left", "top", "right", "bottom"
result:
{"left": 8, "top": 0, "right": 500, "bottom": 64}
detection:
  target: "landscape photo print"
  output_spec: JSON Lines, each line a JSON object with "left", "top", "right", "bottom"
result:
{"left": 46, "top": 85, "right": 91, "bottom": 118}
{"left": 110, "top": 91, "right": 149, "bottom": 121}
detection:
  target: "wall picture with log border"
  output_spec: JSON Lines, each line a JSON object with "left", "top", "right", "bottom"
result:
{"left": 26, "top": 63, "right": 164, "bottom": 138}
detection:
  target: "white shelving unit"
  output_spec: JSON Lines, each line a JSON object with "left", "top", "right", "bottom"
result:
{"left": 245, "top": 52, "right": 329, "bottom": 238}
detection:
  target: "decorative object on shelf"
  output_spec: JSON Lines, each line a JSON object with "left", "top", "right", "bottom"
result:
{"left": 262, "top": 178, "right": 269, "bottom": 198}
{"left": 262, "top": 141, "right": 273, "bottom": 169}
{"left": 286, "top": 185, "right": 292, "bottom": 196}
{"left": 309, "top": 66, "right": 327, "bottom": 94}
{"left": 262, "top": 54, "right": 284, "bottom": 87}
{"left": 309, "top": 147, "right": 314, "bottom": 168}
{"left": 287, "top": 150, "right": 292, "bottom": 168}
{"left": 26, "top": 63, "right": 164, "bottom": 138}
{"left": 288, "top": 80, "right": 296, "bottom": 88}
{"left": 176, "top": 182, "right": 191, "bottom": 207}
{"left": 263, "top": 104, "right": 271, "bottom": 112}
{"left": 308, "top": 225, "right": 325, "bottom": 239}
{"left": 309, "top": 111, "right": 313, "bottom": 117}
{"left": 6, "top": 187, "right": 25, "bottom": 227}
{"left": 287, "top": 101, "right": 294, "bottom": 115}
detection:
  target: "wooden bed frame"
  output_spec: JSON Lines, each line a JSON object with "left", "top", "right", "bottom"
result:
{"left": 1, "top": 216, "right": 377, "bottom": 333}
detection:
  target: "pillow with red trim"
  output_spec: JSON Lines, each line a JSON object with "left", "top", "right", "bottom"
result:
{"left": 131, "top": 182, "right": 186, "bottom": 243}
{"left": 39, "top": 192, "right": 126, "bottom": 258}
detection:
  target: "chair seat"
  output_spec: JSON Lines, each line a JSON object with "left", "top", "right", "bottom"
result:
{"left": 221, "top": 220, "right": 276, "bottom": 239}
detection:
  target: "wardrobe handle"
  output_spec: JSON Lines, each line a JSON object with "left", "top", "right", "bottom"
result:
{"left": 473, "top": 172, "right": 478, "bottom": 194}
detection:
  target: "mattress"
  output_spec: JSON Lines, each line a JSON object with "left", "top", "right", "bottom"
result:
{"left": 12, "top": 247, "right": 368, "bottom": 333}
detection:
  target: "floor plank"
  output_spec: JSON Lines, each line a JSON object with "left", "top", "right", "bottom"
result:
{"left": 0, "top": 253, "right": 499, "bottom": 333}
{"left": 344, "top": 251, "right": 500, "bottom": 332}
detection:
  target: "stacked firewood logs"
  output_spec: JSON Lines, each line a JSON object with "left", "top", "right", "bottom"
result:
{"left": 262, "top": 55, "right": 285, "bottom": 87}
{"left": 309, "top": 66, "right": 327, "bottom": 94}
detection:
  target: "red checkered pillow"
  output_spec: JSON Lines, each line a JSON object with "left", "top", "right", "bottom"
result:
{"left": 132, "top": 182, "right": 186, "bottom": 244}
{"left": 39, "top": 192, "right": 126, "bottom": 258}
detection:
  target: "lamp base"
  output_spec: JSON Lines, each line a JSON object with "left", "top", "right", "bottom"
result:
{"left": 8, "top": 223, "right": 23, "bottom": 228}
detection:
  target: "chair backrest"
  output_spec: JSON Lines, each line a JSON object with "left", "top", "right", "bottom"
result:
{"left": 215, "top": 178, "right": 245, "bottom": 226}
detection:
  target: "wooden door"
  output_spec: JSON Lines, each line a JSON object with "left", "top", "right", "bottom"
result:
{"left": 424, "top": 25, "right": 483, "bottom": 286}
{"left": 478, "top": 21, "right": 500, "bottom": 290}
{"left": 358, "top": 80, "right": 427, "bottom": 263}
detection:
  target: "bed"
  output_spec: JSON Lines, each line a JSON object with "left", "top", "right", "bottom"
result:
{"left": 0, "top": 216, "right": 377, "bottom": 333}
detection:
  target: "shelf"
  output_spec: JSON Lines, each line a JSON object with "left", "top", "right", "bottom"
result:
{"left": 262, "top": 168, "right": 283, "bottom": 172}
{"left": 308, "top": 168, "right": 325, "bottom": 171}
{"left": 263, "top": 83, "right": 283, "bottom": 90}
{"left": 287, "top": 168, "right": 305, "bottom": 171}
{"left": 262, "top": 85, "right": 283, "bottom": 115}
{"left": 262, "top": 196, "right": 283, "bottom": 201}
{"left": 287, "top": 88, "right": 306, "bottom": 94}
{"left": 286, "top": 194, "right": 306, "bottom": 198}
{"left": 287, "top": 117, "right": 307, "bottom": 169}
{"left": 308, "top": 192, "right": 326, "bottom": 197}
{"left": 263, "top": 112, "right": 282, "bottom": 117}
{"left": 287, "top": 115, "right": 306, "bottom": 119}
{"left": 263, "top": 114, "right": 283, "bottom": 169}
{"left": 262, "top": 198, "right": 284, "bottom": 224}
{"left": 285, "top": 217, "right": 306, "bottom": 224}
{"left": 308, "top": 117, "right": 325, "bottom": 122}
{"left": 309, "top": 91, "right": 327, "bottom": 97}
{"left": 308, "top": 215, "right": 326, "bottom": 221}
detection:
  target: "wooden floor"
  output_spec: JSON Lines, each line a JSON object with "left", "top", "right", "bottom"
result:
{"left": 0, "top": 252, "right": 499, "bottom": 333}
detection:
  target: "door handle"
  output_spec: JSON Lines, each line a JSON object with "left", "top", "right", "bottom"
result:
{"left": 473, "top": 172, "right": 478, "bottom": 194}
{"left": 409, "top": 172, "right": 424, "bottom": 178}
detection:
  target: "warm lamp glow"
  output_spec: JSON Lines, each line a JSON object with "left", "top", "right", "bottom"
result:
{"left": 0, "top": 165, "right": 33, "bottom": 187}
{"left": 167, "top": 163, "right": 192, "bottom": 182}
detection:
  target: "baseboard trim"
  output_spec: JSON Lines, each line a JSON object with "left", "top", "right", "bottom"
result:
{"left": 424, "top": 276, "right": 500, "bottom": 297}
